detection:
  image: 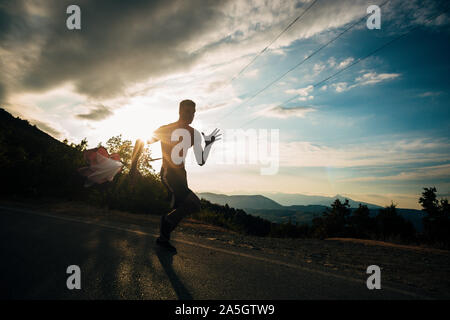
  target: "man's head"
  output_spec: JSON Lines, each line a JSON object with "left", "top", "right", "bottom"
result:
{"left": 179, "top": 99, "right": 196, "bottom": 124}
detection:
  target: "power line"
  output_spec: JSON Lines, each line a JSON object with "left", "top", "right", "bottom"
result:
{"left": 229, "top": 0, "right": 320, "bottom": 83}
{"left": 135, "top": 1, "right": 320, "bottom": 111}
{"left": 239, "top": 5, "right": 450, "bottom": 128}
{"left": 219, "top": 0, "right": 389, "bottom": 123}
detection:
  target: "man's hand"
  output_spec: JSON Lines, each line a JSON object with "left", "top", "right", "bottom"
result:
{"left": 202, "top": 128, "right": 221, "bottom": 147}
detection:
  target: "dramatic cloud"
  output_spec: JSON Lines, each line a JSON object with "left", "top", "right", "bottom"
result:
{"left": 0, "top": 0, "right": 442, "bottom": 108}
{"left": 20, "top": 0, "right": 233, "bottom": 98}
{"left": 76, "top": 104, "right": 114, "bottom": 121}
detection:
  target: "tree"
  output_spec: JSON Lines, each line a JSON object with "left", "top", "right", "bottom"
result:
{"left": 419, "top": 187, "right": 439, "bottom": 216}
{"left": 375, "top": 203, "right": 415, "bottom": 241}
{"left": 419, "top": 187, "right": 450, "bottom": 247}
{"left": 104, "top": 134, "right": 154, "bottom": 176}
{"left": 312, "top": 199, "right": 351, "bottom": 238}
{"left": 349, "top": 204, "right": 373, "bottom": 238}
{"left": 70, "top": 138, "right": 88, "bottom": 152}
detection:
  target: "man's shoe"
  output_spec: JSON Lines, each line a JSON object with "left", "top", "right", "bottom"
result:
{"left": 156, "top": 237, "right": 177, "bottom": 253}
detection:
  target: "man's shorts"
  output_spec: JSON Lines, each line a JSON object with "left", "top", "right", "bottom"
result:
{"left": 160, "top": 166, "right": 192, "bottom": 208}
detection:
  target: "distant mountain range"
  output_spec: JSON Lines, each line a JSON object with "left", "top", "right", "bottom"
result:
{"left": 262, "top": 192, "right": 383, "bottom": 209}
{"left": 198, "top": 192, "right": 382, "bottom": 210}
{"left": 197, "top": 192, "right": 425, "bottom": 231}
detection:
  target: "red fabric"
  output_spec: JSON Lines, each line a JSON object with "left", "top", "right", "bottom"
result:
{"left": 83, "top": 147, "right": 112, "bottom": 165}
{"left": 110, "top": 153, "right": 120, "bottom": 161}
{"left": 78, "top": 147, "right": 123, "bottom": 185}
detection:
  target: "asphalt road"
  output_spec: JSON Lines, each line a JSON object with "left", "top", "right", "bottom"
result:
{"left": 0, "top": 206, "right": 428, "bottom": 299}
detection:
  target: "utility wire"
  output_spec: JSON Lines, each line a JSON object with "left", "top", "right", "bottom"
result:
{"left": 136, "top": 1, "right": 320, "bottom": 112}
{"left": 229, "top": 0, "right": 320, "bottom": 83}
{"left": 219, "top": 0, "right": 389, "bottom": 123}
{"left": 239, "top": 5, "right": 449, "bottom": 128}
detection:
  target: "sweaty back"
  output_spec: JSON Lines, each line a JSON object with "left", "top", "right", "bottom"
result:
{"left": 154, "top": 121, "right": 194, "bottom": 169}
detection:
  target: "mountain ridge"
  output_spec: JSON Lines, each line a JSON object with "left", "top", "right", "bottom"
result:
{"left": 198, "top": 192, "right": 383, "bottom": 210}
{"left": 197, "top": 192, "right": 424, "bottom": 231}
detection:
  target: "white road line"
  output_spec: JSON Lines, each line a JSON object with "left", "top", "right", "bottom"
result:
{"left": 0, "top": 205, "right": 430, "bottom": 299}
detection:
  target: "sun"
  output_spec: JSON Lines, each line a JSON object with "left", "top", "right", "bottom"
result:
{"left": 100, "top": 101, "right": 176, "bottom": 143}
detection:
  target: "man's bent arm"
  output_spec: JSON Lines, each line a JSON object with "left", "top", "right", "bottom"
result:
{"left": 193, "top": 129, "right": 213, "bottom": 166}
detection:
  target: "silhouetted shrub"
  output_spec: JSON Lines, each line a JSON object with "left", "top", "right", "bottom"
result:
{"left": 419, "top": 187, "right": 450, "bottom": 248}
{"left": 348, "top": 204, "right": 374, "bottom": 238}
{"left": 311, "top": 199, "right": 352, "bottom": 238}
{"left": 374, "top": 203, "right": 415, "bottom": 242}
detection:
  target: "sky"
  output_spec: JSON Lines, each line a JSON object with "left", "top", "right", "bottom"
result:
{"left": 1, "top": 0, "right": 449, "bottom": 209}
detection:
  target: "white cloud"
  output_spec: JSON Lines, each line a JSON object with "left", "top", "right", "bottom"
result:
{"left": 256, "top": 105, "right": 315, "bottom": 119}
{"left": 333, "top": 82, "right": 348, "bottom": 92}
{"left": 298, "top": 95, "right": 314, "bottom": 101}
{"left": 340, "top": 164, "right": 450, "bottom": 182}
{"left": 279, "top": 137, "right": 450, "bottom": 168}
{"left": 332, "top": 72, "right": 400, "bottom": 93}
{"left": 313, "top": 63, "right": 326, "bottom": 74}
{"left": 286, "top": 85, "right": 314, "bottom": 97}
{"left": 355, "top": 72, "right": 401, "bottom": 86}
{"left": 327, "top": 57, "right": 336, "bottom": 67}
{"left": 242, "top": 68, "right": 260, "bottom": 78}
{"left": 339, "top": 193, "right": 424, "bottom": 210}
{"left": 337, "top": 57, "right": 355, "bottom": 69}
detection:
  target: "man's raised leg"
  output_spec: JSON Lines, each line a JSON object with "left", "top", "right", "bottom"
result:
{"left": 157, "top": 192, "right": 201, "bottom": 252}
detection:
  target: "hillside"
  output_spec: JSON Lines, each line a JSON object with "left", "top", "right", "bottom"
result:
{"left": 0, "top": 108, "right": 86, "bottom": 197}
{"left": 197, "top": 192, "right": 283, "bottom": 209}
{"left": 199, "top": 192, "right": 425, "bottom": 231}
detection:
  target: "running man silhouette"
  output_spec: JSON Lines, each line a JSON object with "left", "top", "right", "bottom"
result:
{"left": 147, "top": 99, "right": 221, "bottom": 252}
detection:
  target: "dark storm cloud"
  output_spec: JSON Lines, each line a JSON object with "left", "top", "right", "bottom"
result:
{"left": 76, "top": 104, "right": 113, "bottom": 121}
{"left": 0, "top": 0, "right": 230, "bottom": 99}
{"left": 0, "top": 1, "right": 25, "bottom": 41}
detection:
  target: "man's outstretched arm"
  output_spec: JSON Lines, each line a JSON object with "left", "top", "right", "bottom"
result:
{"left": 193, "top": 128, "right": 221, "bottom": 166}
{"left": 147, "top": 136, "right": 159, "bottom": 144}
{"left": 147, "top": 128, "right": 162, "bottom": 145}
